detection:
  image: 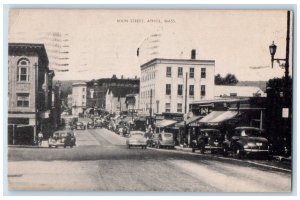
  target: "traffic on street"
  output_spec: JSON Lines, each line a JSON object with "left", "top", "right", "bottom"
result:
{"left": 8, "top": 117, "right": 291, "bottom": 192}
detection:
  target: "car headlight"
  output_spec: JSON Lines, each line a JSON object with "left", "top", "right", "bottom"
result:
{"left": 247, "top": 142, "right": 256, "bottom": 147}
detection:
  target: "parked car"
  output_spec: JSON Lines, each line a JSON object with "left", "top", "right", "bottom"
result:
{"left": 48, "top": 130, "right": 76, "bottom": 148}
{"left": 191, "top": 129, "right": 224, "bottom": 154}
{"left": 76, "top": 122, "right": 86, "bottom": 130}
{"left": 155, "top": 132, "right": 175, "bottom": 149}
{"left": 126, "top": 131, "right": 147, "bottom": 149}
{"left": 222, "top": 127, "right": 271, "bottom": 158}
{"left": 87, "top": 121, "right": 94, "bottom": 129}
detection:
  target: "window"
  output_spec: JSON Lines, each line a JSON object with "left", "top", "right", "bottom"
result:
{"left": 189, "top": 85, "right": 194, "bottom": 96}
{"left": 17, "top": 93, "right": 29, "bottom": 107}
{"left": 201, "top": 68, "right": 206, "bottom": 78}
{"left": 82, "top": 95, "right": 85, "bottom": 99}
{"left": 189, "top": 67, "right": 194, "bottom": 78}
{"left": 17, "top": 59, "right": 30, "bottom": 82}
{"left": 166, "top": 67, "right": 172, "bottom": 77}
{"left": 166, "top": 84, "right": 171, "bottom": 95}
{"left": 201, "top": 85, "right": 206, "bottom": 96}
{"left": 178, "top": 84, "right": 183, "bottom": 95}
{"left": 178, "top": 67, "right": 183, "bottom": 77}
{"left": 83, "top": 88, "right": 85, "bottom": 92}
{"left": 165, "top": 103, "right": 171, "bottom": 112}
{"left": 177, "top": 103, "right": 182, "bottom": 113}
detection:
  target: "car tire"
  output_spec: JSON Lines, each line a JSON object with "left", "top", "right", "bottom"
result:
{"left": 144, "top": 146, "right": 147, "bottom": 149}
{"left": 192, "top": 148, "right": 195, "bottom": 153}
{"left": 64, "top": 145, "right": 66, "bottom": 148}
{"left": 200, "top": 145, "right": 205, "bottom": 154}
{"left": 48, "top": 145, "right": 52, "bottom": 148}
{"left": 236, "top": 149, "right": 243, "bottom": 159}
{"left": 222, "top": 147, "right": 228, "bottom": 156}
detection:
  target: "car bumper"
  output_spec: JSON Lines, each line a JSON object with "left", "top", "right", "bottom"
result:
{"left": 160, "top": 142, "right": 175, "bottom": 147}
{"left": 243, "top": 149, "right": 270, "bottom": 154}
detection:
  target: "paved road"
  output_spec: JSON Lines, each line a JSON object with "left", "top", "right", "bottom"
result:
{"left": 8, "top": 127, "right": 292, "bottom": 192}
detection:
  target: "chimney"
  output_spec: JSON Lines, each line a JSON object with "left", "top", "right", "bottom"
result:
{"left": 112, "top": 74, "right": 117, "bottom": 79}
{"left": 121, "top": 75, "right": 124, "bottom": 79}
{"left": 191, "top": 49, "right": 196, "bottom": 59}
{"left": 135, "top": 75, "right": 137, "bottom": 79}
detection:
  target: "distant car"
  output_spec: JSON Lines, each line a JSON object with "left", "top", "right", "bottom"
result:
{"left": 155, "top": 132, "right": 175, "bottom": 149}
{"left": 48, "top": 130, "right": 76, "bottom": 148}
{"left": 87, "top": 121, "right": 94, "bottom": 129}
{"left": 191, "top": 129, "right": 224, "bottom": 154}
{"left": 76, "top": 122, "right": 86, "bottom": 130}
{"left": 94, "top": 118, "right": 103, "bottom": 128}
{"left": 126, "top": 131, "right": 147, "bottom": 149}
{"left": 222, "top": 127, "right": 271, "bottom": 158}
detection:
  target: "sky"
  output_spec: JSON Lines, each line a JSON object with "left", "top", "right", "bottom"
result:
{"left": 8, "top": 9, "right": 293, "bottom": 81}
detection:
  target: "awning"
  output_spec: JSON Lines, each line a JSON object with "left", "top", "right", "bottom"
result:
{"left": 176, "top": 116, "right": 203, "bottom": 127}
{"left": 199, "top": 111, "right": 239, "bottom": 125}
{"left": 155, "top": 119, "right": 177, "bottom": 128}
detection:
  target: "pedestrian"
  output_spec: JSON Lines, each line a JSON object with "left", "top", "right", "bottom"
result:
{"left": 37, "top": 131, "right": 43, "bottom": 147}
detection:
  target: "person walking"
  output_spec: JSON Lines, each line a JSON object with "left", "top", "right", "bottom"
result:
{"left": 37, "top": 131, "right": 44, "bottom": 147}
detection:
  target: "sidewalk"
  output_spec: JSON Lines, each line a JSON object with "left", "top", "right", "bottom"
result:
{"left": 8, "top": 140, "right": 49, "bottom": 148}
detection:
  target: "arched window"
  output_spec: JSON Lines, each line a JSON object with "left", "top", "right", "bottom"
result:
{"left": 17, "top": 58, "right": 30, "bottom": 82}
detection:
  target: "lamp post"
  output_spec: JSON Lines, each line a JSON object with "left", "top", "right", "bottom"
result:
{"left": 269, "top": 10, "right": 290, "bottom": 96}
{"left": 268, "top": 10, "right": 292, "bottom": 155}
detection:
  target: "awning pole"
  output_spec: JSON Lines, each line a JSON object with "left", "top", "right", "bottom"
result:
{"left": 260, "top": 110, "right": 263, "bottom": 130}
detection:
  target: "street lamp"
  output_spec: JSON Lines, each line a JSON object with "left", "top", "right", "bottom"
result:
{"left": 269, "top": 41, "right": 286, "bottom": 69}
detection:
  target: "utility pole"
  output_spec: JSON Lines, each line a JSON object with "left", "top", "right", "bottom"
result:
{"left": 149, "top": 88, "right": 153, "bottom": 126}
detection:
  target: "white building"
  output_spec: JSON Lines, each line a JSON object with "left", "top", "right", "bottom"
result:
{"left": 214, "top": 85, "right": 266, "bottom": 98}
{"left": 105, "top": 89, "right": 126, "bottom": 114}
{"left": 140, "top": 54, "right": 215, "bottom": 115}
{"left": 72, "top": 82, "right": 87, "bottom": 116}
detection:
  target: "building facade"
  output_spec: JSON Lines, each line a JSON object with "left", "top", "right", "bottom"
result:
{"left": 140, "top": 56, "right": 215, "bottom": 115}
{"left": 71, "top": 82, "right": 87, "bottom": 116}
{"left": 86, "top": 75, "right": 140, "bottom": 111}
{"left": 8, "top": 43, "right": 55, "bottom": 144}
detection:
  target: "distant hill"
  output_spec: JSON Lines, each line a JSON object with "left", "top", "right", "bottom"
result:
{"left": 236, "top": 81, "right": 267, "bottom": 91}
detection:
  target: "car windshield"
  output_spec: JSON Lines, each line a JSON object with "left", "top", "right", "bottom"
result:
{"left": 238, "top": 129, "right": 261, "bottom": 137}
{"left": 163, "top": 133, "right": 172, "bottom": 138}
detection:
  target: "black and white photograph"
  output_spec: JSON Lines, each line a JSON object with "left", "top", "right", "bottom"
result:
{"left": 6, "top": 8, "right": 294, "bottom": 193}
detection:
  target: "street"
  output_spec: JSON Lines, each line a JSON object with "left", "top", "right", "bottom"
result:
{"left": 8, "top": 127, "right": 291, "bottom": 192}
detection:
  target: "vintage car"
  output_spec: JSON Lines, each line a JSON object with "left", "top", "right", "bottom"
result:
{"left": 87, "top": 121, "right": 94, "bottom": 129}
{"left": 48, "top": 130, "right": 76, "bottom": 148}
{"left": 126, "top": 131, "right": 147, "bottom": 149}
{"left": 222, "top": 127, "right": 271, "bottom": 158}
{"left": 76, "top": 122, "right": 86, "bottom": 130}
{"left": 94, "top": 118, "right": 103, "bottom": 128}
{"left": 155, "top": 132, "right": 175, "bottom": 149}
{"left": 191, "top": 129, "right": 224, "bottom": 154}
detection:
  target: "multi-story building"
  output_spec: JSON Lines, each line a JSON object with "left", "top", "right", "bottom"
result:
{"left": 140, "top": 51, "right": 215, "bottom": 115}
{"left": 71, "top": 82, "right": 87, "bottom": 116}
{"left": 8, "top": 43, "right": 56, "bottom": 144}
{"left": 86, "top": 75, "right": 140, "bottom": 111}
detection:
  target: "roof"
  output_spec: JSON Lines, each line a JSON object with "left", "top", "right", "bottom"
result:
{"left": 140, "top": 58, "right": 215, "bottom": 69}
{"left": 72, "top": 82, "right": 87, "bottom": 86}
{"left": 107, "top": 86, "right": 139, "bottom": 98}
{"left": 9, "top": 43, "right": 49, "bottom": 68}
{"left": 215, "top": 85, "right": 266, "bottom": 97}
